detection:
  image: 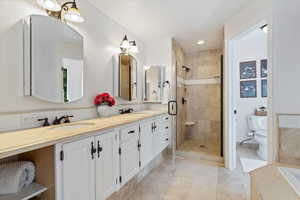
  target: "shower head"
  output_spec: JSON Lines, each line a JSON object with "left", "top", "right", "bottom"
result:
{"left": 182, "top": 65, "right": 191, "bottom": 72}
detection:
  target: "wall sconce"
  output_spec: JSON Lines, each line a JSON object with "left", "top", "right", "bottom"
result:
{"left": 37, "top": 0, "right": 85, "bottom": 23}
{"left": 260, "top": 24, "right": 268, "bottom": 34}
{"left": 120, "top": 35, "right": 139, "bottom": 53}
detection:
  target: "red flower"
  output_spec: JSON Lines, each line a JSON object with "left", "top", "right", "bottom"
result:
{"left": 94, "top": 93, "right": 116, "bottom": 107}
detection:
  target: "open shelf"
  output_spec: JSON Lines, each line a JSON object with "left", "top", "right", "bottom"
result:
{"left": 0, "top": 183, "right": 47, "bottom": 200}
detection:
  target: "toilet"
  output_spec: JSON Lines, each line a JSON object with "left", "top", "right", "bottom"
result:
{"left": 247, "top": 115, "right": 268, "bottom": 160}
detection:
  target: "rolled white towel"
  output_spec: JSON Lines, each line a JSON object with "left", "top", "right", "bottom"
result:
{"left": 0, "top": 161, "right": 35, "bottom": 195}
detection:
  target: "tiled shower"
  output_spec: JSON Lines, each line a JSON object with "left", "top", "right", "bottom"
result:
{"left": 175, "top": 47, "right": 223, "bottom": 157}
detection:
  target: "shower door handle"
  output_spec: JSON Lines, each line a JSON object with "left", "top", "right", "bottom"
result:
{"left": 168, "top": 101, "right": 177, "bottom": 116}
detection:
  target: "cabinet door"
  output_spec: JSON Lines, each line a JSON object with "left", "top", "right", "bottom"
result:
{"left": 61, "top": 137, "right": 95, "bottom": 200}
{"left": 153, "top": 117, "right": 169, "bottom": 156}
{"left": 95, "top": 132, "right": 118, "bottom": 200}
{"left": 139, "top": 120, "right": 154, "bottom": 168}
{"left": 120, "top": 128, "right": 139, "bottom": 185}
{"left": 153, "top": 119, "right": 164, "bottom": 156}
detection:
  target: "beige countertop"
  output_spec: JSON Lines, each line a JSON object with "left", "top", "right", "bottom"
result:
{"left": 0, "top": 109, "right": 167, "bottom": 159}
{"left": 250, "top": 163, "right": 300, "bottom": 200}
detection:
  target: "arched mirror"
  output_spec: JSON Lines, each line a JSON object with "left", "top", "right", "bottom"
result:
{"left": 113, "top": 53, "right": 137, "bottom": 102}
{"left": 23, "top": 15, "right": 84, "bottom": 103}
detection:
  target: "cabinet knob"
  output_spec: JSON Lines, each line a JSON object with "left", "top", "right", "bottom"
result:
{"left": 91, "top": 142, "right": 96, "bottom": 159}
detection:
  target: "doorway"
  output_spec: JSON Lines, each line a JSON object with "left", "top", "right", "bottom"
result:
{"left": 171, "top": 39, "right": 224, "bottom": 161}
{"left": 226, "top": 21, "right": 272, "bottom": 170}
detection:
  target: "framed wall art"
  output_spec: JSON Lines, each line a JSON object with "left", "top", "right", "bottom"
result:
{"left": 240, "top": 61, "right": 256, "bottom": 79}
{"left": 261, "top": 79, "right": 267, "bottom": 97}
{"left": 240, "top": 80, "right": 257, "bottom": 98}
{"left": 261, "top": 59, "right": 268, "bottom": 78}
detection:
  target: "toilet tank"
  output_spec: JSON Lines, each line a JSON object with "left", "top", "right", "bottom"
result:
{"left": 247, "top": 115, "right": 267, "bottom": 131}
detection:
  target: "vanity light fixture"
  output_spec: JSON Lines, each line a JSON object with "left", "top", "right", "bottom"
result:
{"left": 37, "top": 0, "right": 61, "bottom": 11}
{"left": 260, "top": 24, "right": 268, "bottom": 34}
{"left": 62, "top": 0, "right": 85, "bottom": 23}
{"left": 120, "top": 35, "right": 139, "bottom": 53}
{"left": 129, "top": 40, "right": 139, "bottom": 53}
{"left": 120, "top": 35, "right": 130, "bottom": 49}
{"left": 38, "top": 0, "right": 85, "bottom": 23}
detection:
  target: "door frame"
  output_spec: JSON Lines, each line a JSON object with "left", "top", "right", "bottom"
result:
{"left": 224, "top": 18, "right": 276, "bottom": 170}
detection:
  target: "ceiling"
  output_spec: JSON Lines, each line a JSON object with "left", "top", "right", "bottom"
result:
{"left": 87, "top": 0, "right": 248, "bottom": 53}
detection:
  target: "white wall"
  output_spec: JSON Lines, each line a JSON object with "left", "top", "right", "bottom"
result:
{"left": 145, "top": 37, "right": 173, "bottom": 104}
{"left": 273, "top": 0, "right": 300, "bottom": 114}
{"left": 0, "top": 0, "right": 145, "bottom": 113}
{"left": 234, "top": 29, "right": 268, "bottom": 142}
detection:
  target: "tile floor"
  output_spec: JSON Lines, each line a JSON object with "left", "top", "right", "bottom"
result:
{"left": 129, "top": 152, "right": 250, "bottom": 200}
{"left": 178, "top": 139, "right": 220, "bottom": 157}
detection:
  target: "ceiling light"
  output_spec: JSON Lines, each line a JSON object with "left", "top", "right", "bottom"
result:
{"left": 260, "top": 24, "right": 268, "bottom": 34}
{"left": 37, "top": 0, "right": 61, "bottom": 11}
{"left": 64, "top": 2, "right": 84, "bottom": 23}
{"left": 197, "top": 40, "right": 205, "bottom": 45}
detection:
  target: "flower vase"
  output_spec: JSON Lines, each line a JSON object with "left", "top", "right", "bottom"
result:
{"left": 97, "top": 105, "right": 111, "bottom": 118}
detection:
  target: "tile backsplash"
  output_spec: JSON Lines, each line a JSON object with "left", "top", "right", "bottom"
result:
{"left": 0, "top": 103, "right": 161, "bottom": 133}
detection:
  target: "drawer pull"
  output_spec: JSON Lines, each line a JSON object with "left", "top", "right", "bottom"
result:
{"left": 97, "top": 141, "right": 103, "bottom": 158}
{"left": 165, "top": 138, "right": 169, "bottom": 141}
{"left": 165, "top": 117, "right": 169, "bottom": 120}
{"left": 165, "top": 127, "right": 169, "bottom": 129}
{"left": 128, "top": 130, "right": 135, "bottom": 134}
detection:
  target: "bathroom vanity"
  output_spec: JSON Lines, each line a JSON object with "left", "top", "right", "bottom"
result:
{"left": 0, "top": 110, "right": 170, "bottom": 200}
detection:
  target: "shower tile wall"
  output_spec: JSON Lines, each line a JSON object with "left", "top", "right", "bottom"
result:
{"left": 185, "top": 49, "right": 222, "bottom": 155}
{"left": 172, "top": 39, "right": 187, "bottom": 148}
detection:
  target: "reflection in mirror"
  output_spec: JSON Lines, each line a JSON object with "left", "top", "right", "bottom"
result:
{"left": 144, "top": 66, "right": 166, "bottom": 103}
{"left": 23, "top": 15, "right": 84, "bottom": 103}
{"left": 116, "top": 53, "right": 137, "bottom": 101}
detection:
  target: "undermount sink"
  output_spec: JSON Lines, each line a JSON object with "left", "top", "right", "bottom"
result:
{"left": 49, "top": 123, "right": 95, "bottom": 131}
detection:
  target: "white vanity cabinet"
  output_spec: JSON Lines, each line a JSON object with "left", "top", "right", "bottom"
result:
{"left": 56, "top": 137, "right": 96, "bottom": 200}
{"left": 95, "top": 132, "right": 119, "bottom": 200}
{"left": 162, "top": 115, "right": 171, "bottom": 148}
{"left": 139, "top": 119, "right": 154, "bottom": 168}
{"left": 55, "top": 114, "right": 169, "bottom": 200}
{"left": 119, "top": 124, "right": 140, "bottom": 186}
{"left": 55, "top": 131, "right": 119, "bottom": 200}
{"left": 152, "top": 115, "right": 170, "bottom": 157}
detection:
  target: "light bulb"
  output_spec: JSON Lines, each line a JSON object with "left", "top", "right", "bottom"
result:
{"left": 64, "top": 7, "right": 85, "bottom": 23}
{"left": 37, "top": 0, "right": 61, "bottom": 11}
{"left": 120, "top": 35, "right": 130, "bottom": 49}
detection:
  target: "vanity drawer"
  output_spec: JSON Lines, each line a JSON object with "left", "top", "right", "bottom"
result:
{"left": 120, "top": 125, "right": 139, "bottom": 142}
